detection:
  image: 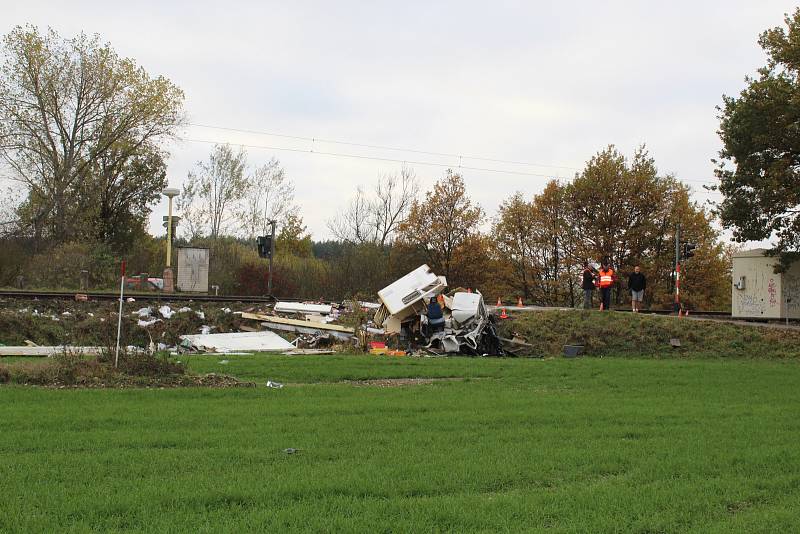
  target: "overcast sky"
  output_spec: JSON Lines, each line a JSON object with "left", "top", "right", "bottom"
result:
{"left": 4, "top": 1, "right": 796, "bottom": 245}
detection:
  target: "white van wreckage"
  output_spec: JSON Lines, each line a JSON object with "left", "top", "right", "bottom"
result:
{"left": 373, "top": 265, "right": 505, "bottom": 356}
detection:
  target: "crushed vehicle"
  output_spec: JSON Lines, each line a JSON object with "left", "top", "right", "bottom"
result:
{"left": 372, "top": 265, "right": 504, "bottom": 356}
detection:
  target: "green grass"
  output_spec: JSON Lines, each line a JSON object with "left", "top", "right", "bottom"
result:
{"left": 501, "top": 310, "right": 800, "bottom": 358}
{"left": 2, "top": 355, "right": 800, "bottom": 532}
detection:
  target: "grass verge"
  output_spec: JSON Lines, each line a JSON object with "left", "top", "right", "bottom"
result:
{"left": 1, "top": 355, "right": 799, "bottom": 532}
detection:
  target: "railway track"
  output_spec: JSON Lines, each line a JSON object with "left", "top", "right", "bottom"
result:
{"left": 0, "top": 290, "right": 279, "bottom": 303}
{"left": 0, "top": 290, "right": 751, "bottom": 321}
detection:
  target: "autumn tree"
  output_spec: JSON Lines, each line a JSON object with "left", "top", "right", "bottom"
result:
{"left": 276, "top": 213, "right": 313, "bottom": 257}
{"left": 0, "top": 25, "right": 184, "bottom": 250}
{"left": 715, "top": 8, "right": 800, "bottom": 265}
{"left": 396, "top": 170, "right": 488, "bottom": 287}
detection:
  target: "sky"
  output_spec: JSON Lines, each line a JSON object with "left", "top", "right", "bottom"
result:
{"left": 3, "top": 0, "right": 797, "bottom": 245}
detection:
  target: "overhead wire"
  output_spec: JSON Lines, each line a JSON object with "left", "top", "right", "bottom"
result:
{"left": 181, "top": 123, "right": 720, "bottom": 186}
{"left": 187, "top": 122, "right": 582, "bottom": 172}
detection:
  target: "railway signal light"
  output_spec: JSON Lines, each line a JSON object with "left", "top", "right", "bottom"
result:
{"left": 257, "top": 235, "right": 272, "bottom": 259}
{"left": 682, "top": 242, "right": 698, "bottom": 259}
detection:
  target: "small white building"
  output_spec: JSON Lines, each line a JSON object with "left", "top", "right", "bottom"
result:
{"left": 731, "top": 249, "right": 800, "bottom": 319}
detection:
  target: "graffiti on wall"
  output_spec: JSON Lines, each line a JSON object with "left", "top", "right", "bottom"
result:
{"left": 768, "top": 278, "right": 777, "bottom": 308}
{"left": 784, "top": 272, "right": 800, "bottom": 313}
{"left": 736, "top": 294, "right": 764, "bottom": 316}
{"left": 734, "top": 269, "right": 768, "bottom": 316}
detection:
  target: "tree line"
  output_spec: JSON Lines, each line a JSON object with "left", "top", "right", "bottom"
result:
{"left": 7, "top": 11, "right": 800, "bottom": 309}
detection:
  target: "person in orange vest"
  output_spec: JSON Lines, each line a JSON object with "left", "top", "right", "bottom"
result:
{"left": 596, "top": 259, "right": 617, "bottom": 311}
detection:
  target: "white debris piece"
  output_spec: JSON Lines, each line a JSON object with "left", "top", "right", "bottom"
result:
{"left": 126, "top": 297, "right": 136, "bottom": 303}
{"left": 450, "top": 292, "right": 483, "bottom": 325}
{"left": 138, "top": 318, "right": 162, "bottom": 327}
{"left": 159, "top": 305, "right": 175, "bottom": 319}
{"left": 135, "top": 307, "right": 152, "bottom": 318}
{"left": 275, "top": 302, "right": 333, "bottom": 315}
{"left": 377, "top": 264, "right": 446, "bottom": 315}
{"left": 221, "top": 307, "right": 232, "bottom": 314}
{"left": 178, "top": 307, "right": 192, "bottom": 313}
{"left": 195, "top": 311, "right": 205, "bottom": 320}
{"left": 179, "top": 331, "right": 294, "bottom": 353}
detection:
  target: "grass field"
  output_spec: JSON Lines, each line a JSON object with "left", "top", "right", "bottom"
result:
{"left": 2, "top": 354, "right": 800, "bottom": 532}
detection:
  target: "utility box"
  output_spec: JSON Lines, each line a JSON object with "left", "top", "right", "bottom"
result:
{"left": 176, "top": 247, "right": 210, "bottom": 293}
{"left": 731, "top": 249, "right": 800, "bottom": 319}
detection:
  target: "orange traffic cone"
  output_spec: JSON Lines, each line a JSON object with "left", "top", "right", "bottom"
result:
{"left": 517, "top": 296, "right": 524, "bottom": 308}
{"left": 496, "top": 297, "right": 503, "bottom": 307}
{"left": 499, "top": 308, "right": 509, "bottom": 319}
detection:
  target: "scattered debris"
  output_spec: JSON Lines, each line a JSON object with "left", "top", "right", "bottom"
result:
{"left": 241, "top": 313, "right": 355, "bottom": 341}
{"left": 0, "top": 346, "right": 108, "bottom": 357}
{"left": 159, "top": 305, "right": 175, "bottom": 319}
{"left": 563, "top": 344, "right": 584, "bottom": 358}
{"left": 283, "top": 447, "right": 300, "bottom": 454}
{"left": 179, "top": 331, "right": 295, "bottom": 353}
{"left": 274, "top": 302, "right": 333, "bottom": 315}
{"left": 670, "top": 338, "right": 682, "bottom": 348}
{"left": 283, "top": 349, "right": 335, "bottom": 355}
{"left": 137, "top": 318, "right": 162, "bottom": 328}
{"left": 267, "top": 380, "right": 284, "bottom": 389}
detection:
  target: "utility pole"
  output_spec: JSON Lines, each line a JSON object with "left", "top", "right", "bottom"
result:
{"left": 267, "top": 220, "right": 277, "bottom": 297}
{"left": 674, "top": 224, "right": 681, "bottom": 314}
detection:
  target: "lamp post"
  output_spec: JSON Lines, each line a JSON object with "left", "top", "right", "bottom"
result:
{"left": 162, "top": 188, "right": 180, "bottom": 292}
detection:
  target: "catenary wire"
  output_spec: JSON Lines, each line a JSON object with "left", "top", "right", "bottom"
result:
{"left": 187, "top": 123, "right": 582, "bottom": 171}
{"left": 181, "top": 136, "right": 718, "bottom": 185}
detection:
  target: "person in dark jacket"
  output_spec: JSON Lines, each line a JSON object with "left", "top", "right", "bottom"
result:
{"left": 581, "top": 262, "right": 596, "bottom": 310}
{"left": 628, "top": 265, "right": 647, "bottom": 312}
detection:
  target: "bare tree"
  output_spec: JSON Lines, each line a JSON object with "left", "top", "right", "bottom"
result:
{"left": 238, "top": 158, "right": 295, "bottom": 239}
{"left": 179, "top": 144, "right": 247, "bottom": 239}
{"left": 328, "top": 166, "right": 418, "bottom": 246}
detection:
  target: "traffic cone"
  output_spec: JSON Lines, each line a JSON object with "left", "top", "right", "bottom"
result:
{"left": 499, "top": 308, "right": 509, "bottom": 319}
{"left": 496, "top": 297, "right": 503, "bottom": 307}
{"left": 517, "top": 296, "right": 524, "bottom": 308}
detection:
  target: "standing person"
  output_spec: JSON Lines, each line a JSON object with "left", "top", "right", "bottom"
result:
{"left": 628, "top": 265, "right": 647, "bottom": 313}
{"left": 597, "top": 260, "right": 616, "bottom": 311}
{"left": 581, "top": 262, "right": 596, "bottom": 309}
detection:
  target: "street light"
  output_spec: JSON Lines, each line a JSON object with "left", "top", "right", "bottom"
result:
{"left": 162, "top": 187, "right": 179, "bottom": 292}
{"left": 162, "top": 188, "right": 179, "bottom": 267}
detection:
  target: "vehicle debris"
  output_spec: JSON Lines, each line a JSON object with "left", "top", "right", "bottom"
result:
{"left": 179, "top": 331, "right": 295, "bottom": 353}
{"left": 371, "top": 265, "right": 504, "bottom": 356}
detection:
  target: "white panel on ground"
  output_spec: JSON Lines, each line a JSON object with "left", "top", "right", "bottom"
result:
{"left": 180, "top": 331, "right": 294, "bottom": 353}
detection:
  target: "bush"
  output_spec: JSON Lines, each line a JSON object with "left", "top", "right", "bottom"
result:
{"left": 27, "top": 242, "right": 117, "bottom": 289}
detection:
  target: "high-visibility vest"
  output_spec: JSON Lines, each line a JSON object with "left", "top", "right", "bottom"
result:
{"left": 598, "top": 268, "right": 614, "bottom": 288}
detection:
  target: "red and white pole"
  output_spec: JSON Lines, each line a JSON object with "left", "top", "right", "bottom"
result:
{"left": 115, "top": 260, "right": 126, "bottom": 368}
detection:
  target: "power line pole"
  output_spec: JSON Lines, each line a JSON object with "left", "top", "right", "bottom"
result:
{"left": 674, "top": 224, "right": 681, "bottom": 314}
{"left": 267, "top": 220, "right": 276, "bottom": 297}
